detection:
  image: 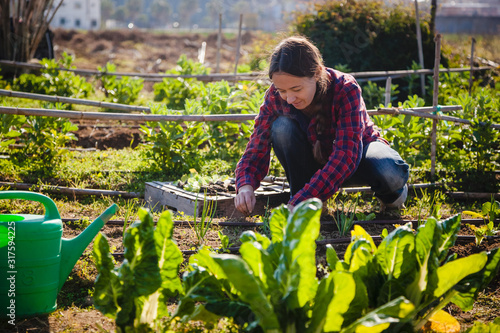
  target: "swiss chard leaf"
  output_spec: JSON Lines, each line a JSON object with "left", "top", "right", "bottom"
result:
{"left": 308, "top": 271, "right": 357, "bottom": 333}
{"left": 239, "top": 241, "right": 278, "bottom": 292}
{"left": 93, "top": 233, "right": 121, "bottom": 317}
{"left": 276, "top": 199, "right": 322, "bottom": 309}
{"left": 341, "top": 296, "right": 415, "bottom": 333}
{"left": 451, "top": 248, "right": 500, "bottom": 311}
{"left": 212, "top": 254, "right": 281, "bottom": 331}
{"left": 434, "top": 253, "right": 487, "bottom": 298}
{"left": 406, "top": 217, "right": 438, "bottom": 307}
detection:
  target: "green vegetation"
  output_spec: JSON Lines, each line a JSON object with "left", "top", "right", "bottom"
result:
{"left": 98, "top": 62, "right": 144, "bottom": 105}
{"left": 92, "top": 199, "right": 500, "bottom": 332}
{"left": 93, "top": 208, "right": 183, "bottom": 332}
{"left": 0, "top": 23, "right": 499, "bottom": 331}
{"left": 293, "top": 0, "right": 440, "bottom": 73}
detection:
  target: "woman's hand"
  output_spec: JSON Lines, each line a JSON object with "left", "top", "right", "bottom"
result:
{"left": 235, "top": 185, "right": 256, "bottom": 216}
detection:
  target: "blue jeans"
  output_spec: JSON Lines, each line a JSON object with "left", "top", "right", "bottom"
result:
{"left": 271, "top": 116, "right": 409, "bottom": 204}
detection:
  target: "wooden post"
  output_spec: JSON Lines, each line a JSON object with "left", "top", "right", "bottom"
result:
{"left": 216, "top": 13, "right": 222, "bottom": 73}
{"left": 198, "top": 41, "right": 206, "bottom": 64}
{"left": 414, "top": 0, "right": 426, "bottom": 97}
{"left": 234, "top": 14, "right": 243, "bottom": 76}
{"left": 384, "top": 76, "right": 392, "bottom": 107}
{"left": 431, "top": 34, "right": 441, "bottom": 179}
{"left": 469, "top": 37, "right": 476, "bottom": 96}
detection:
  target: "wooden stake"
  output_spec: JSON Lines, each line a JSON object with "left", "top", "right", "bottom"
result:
{"left": 0, "top": 89, "right": 151, "bottom": 113}
{"left": 234, "top": 14, "right": 243, "bottom": 76}
{"left": 216, "top": 13, "right": 222, "bottom": 73}
{"left": 469, "top": 37, "right": 476, "bottom": 96}
{"left": 414, "top": 0, "right": 426, "bottom": 97}
{"left": 0, "top": 182, "right": 142, "bottom": 198}
{"left": 431, "top": 34, "right": 441, "bottom": 179}
{"left": 0, "top": 106, "right": 257, "bottom": 122}
{"left": 384, "top": 76, "right": 392, "bottom": 107}
{"left": 377, "top": 107, "right": 500, "bottom": 129}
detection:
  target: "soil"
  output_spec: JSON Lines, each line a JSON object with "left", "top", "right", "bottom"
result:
{"left": 1, "top": 29, "right": 499, "bottom": 332}
{"left": 52, "top": 28, "right": 257, "bottom": 74}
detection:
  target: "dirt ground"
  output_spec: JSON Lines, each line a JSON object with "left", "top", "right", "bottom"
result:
{"left": 1, "top": 30, "right": 499, "bottom": 332}
{"left": 52, "top": 28, "right": 258, "bottom": 74}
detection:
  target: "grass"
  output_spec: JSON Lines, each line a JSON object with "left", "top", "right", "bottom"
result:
{"left": 442, "top": 33, "right": 500, "bottom": 66}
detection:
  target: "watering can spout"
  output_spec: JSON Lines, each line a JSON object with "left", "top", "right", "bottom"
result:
{"left": 58, "top": 203, "right": 118, "bottom": 291}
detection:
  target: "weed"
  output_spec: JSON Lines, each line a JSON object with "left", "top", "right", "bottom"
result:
{"left": 187, "top": 191, "right": 216, "bottom": 246}
{"left": 463, "top": 198, "right": 500, "bottom": 246}
{"left": 410, "top": 188, "right": 447, "bottom": 225}
{"left": 332, "top": 192, "right": 361, "bottom": 237}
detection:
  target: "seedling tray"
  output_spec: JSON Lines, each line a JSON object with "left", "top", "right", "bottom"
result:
{"left": 145, "top": 179, "right": 290, "bottom": 218}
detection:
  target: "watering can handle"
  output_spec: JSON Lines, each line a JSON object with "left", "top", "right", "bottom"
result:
{"left": 0, "top": 191, "right": 61, "bottom": 220}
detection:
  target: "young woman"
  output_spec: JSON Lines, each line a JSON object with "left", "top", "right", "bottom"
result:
{"left": 234, "top": 36, "right": 409, "bottom": 215}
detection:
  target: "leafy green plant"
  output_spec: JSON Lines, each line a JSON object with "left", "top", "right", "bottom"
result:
{"left": 98, "top": 62, "right": 144, "bottom": 105}
{"left": 188, "top": 192, "right": 217, "bottom": 246}
{"left": 140, "top": 104, "right": 210, "bottom": 175}
{"left": 465, "top": 317, "right": 500, "bottom": 333}
{"left": 372, "top": 95, "right": 428, "bottom": 166}
{"left": 361, "top": 80, "right": 399, "bottom": 109}
{"left": 153, "top": 55, "right": 208, "bottom": 109}
{"left": 409, "top": 188, "right": 446, "bottom": 225}
{"left": 332, "top": 192, "right": 362, "bottom": 236}
{"left": 13, "top": 52, "right": 93, "bottom": 107}
{"left": 178, "top": 199, "right": 500, "bottom": 332}
{"left": 8, "top": 111, "right": 78, "bottom": 177}
{"left": 355, "top": 211, "right": 376, "bottom": 221}
{"left": 218, "top": 230, "right": 233, "bottom": 253}
{"left": 178, "top": 199, "right": 407, "bottom": 332}
{"left": 328, "top": 214, "right": 500, "bottom": 331}
{"left": 0, "top": 113, "right": 26, "bottom": 153}
{"left": 463, "top": 199, "right": 500, "bottom": 246}
{"left": 93, "top": 208, "right": 183, "bottom": 332}
{"left": 467, "top": 222, "right": 497, "bottom": 247}
{"left": 178, "top": 170, "right": 229, "bottom": 193}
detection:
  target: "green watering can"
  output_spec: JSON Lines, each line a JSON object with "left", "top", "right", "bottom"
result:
{"left": 0, "top": 191, "right": 118, "bottom": 319}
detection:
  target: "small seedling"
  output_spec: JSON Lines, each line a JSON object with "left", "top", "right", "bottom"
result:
{"left": 188, "top": 191, "right": 217, "bottom": 246}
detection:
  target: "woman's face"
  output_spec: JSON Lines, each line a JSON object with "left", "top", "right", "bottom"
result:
{"left": 271, "top": 72, "right": 317, "bottom": 110}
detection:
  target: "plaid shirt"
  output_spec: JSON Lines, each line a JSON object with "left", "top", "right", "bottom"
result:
{"left": 235, "top": 68, "right": 387, "bottom": 206}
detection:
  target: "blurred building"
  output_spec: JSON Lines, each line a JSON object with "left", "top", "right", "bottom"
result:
{"left": 436, "top": 0, "right": 500, "bottom": 34}
{"left": 50, "top": 0, "right": 101, "bottom": 30}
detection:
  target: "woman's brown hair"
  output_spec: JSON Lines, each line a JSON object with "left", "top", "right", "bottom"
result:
{"left": 268, "top": 36, "right": 331, "bottom": 164}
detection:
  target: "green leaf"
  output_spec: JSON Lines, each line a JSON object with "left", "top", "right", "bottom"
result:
{"left": 309, "top": 271, "right": 357, "bottom": 333}
{"left": 269, "top": 204, "right": 288, "bottom": 243}
{"left": 406, "top": 218, "right": 437, "bottom": 306}
{"left": 240, "top": 230, "right": 271, "bottom": 249}
{"left": 435, "top": 214, "right": 462, "bottom": 262}
{"left": 326, "top": 244, "right": 341, "bottom": 270}
{"left": 452, "top": 248, "right": 500, "bottom": 311}
{"left": 375, "top": 223, "right": 415, "bottom": 279}
{"left": 434, "top": 253, "right": 488, "bottom": 298}
{"left": 212, "top": 254, "right": 281, "bottom": 331}
{"left": 92, "top": 233, "right": 121, "bottom": 318}
{"left": 240, "top": 241, "right": 278, "bottom": 292}
{"left": 341, "top": 296, "right": 415, "bottom": 333}
{"left": 155, "top": 210, "right": 183, "bottom": 297}
{"left": 277, "top": 198, "right": 321, "bottom": 309}
{"left": 123, "top": 209, "right": 161, "bottom": 296}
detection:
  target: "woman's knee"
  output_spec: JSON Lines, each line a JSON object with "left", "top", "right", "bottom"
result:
{"left": 271, "top": 116, "right": 300, "bottom": 147}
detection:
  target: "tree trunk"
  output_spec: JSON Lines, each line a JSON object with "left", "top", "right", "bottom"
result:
{"left": 430, "top": 0, "right": 437, "bottom": 36}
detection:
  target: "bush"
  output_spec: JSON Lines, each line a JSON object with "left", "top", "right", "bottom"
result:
{"left": 13, "top": 52, "right": 93, "bottom": 107}
{"left": 293, "top": 0, "right": 446, "bottom": 72}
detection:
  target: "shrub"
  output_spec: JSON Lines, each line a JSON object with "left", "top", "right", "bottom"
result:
{"left": 98, "top": 62, "right": 144, "bottom": 106}
{"left": 13, "top": 52, "right": 93, "bottom": 107}
{"left": 293, "top": 0, "right": 445, "bottom": 72}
